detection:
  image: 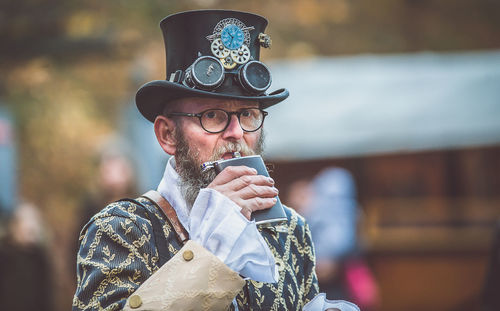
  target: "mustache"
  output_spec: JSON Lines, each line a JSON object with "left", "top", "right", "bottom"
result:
{"left": 208, "top": 141, "right": 257, "bottom": 162}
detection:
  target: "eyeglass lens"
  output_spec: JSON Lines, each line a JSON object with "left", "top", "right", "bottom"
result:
{"left": 201, "top": 109, "right": 264, "bottom": 133}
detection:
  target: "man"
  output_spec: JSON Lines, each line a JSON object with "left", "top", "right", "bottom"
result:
{"left": 73, "top": 10, "right": 320, "bottom": 310}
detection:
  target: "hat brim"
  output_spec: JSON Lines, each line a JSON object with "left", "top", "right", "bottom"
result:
{"left": 136, "top": 80, "right": 289, "bottom": 122}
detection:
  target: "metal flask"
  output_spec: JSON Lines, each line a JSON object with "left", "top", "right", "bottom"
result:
{"left": 203, "top": 153, "right": 287, "bottom": 225}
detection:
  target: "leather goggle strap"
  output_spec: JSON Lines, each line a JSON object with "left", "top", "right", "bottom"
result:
{"left": 141, "top": 190, "right": 189, "bottom": 245}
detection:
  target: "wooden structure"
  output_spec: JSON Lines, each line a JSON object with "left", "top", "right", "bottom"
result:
{"left": 272, "top": 144, "right": 500, "bottom": 311}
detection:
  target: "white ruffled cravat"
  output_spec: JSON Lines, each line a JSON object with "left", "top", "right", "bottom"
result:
{"left": 157, "top": 157, "right": 278, "bottom": 283}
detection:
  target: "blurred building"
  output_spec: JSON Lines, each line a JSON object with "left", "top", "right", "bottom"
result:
{"left": 264, "top": 50, "right": 500, "bottom": 311}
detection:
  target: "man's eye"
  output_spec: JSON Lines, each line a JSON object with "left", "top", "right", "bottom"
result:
{"left": 241, "top": 110, "right": 251, "bottom": 117}
{"left": 205, "top": 111, "right": 217, "bottom": 118}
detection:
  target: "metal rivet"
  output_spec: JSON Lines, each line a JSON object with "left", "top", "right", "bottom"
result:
{"left": 183, "top": 250, "right": 194, "bottom": 261}
{"left": 129, "top": 295, "right": 142, "bottom": 309}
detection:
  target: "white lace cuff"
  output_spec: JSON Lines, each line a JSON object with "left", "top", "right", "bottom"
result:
{"left": 303, "top": 293, "right": 360, "bottom": 311}
{"left": 189, "top": 188, "right": 278, "bottom": 283}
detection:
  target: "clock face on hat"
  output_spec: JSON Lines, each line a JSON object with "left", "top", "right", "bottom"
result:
{"left": 220, "top": 24, "right": 245, "bottom": 50}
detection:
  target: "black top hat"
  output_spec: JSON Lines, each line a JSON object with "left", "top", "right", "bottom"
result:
{"left": 136, "top": 10, "right": 289, "bottom": 122}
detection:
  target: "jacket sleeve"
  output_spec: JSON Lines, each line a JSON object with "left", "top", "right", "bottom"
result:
{"left": 73, "top": 207, "right": 244, "bottom": 311}
{"left": 73, "top": 211, "right": 159, "bottom": 311}
{"left": 123, "top": 240, "right": 245, "bottom": 311}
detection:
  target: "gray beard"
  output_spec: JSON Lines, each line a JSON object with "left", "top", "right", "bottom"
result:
{"left": 174, "top": 129, "right": 265, "bottom": 209}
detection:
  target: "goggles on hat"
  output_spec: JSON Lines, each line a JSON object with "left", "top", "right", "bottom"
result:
{"left": 170, "top": 56, "right": 272, "bottom": 95}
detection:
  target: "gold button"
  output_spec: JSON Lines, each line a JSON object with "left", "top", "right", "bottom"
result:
{"left": 183, "top": 250, "right": 194, "bottom": 261}
{"left": 129, "top": 295, "right": 142, "bottom": 309}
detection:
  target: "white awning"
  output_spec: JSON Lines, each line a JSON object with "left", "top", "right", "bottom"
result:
{"left": 264, "top": 50, "right": 500, "bottom": 160}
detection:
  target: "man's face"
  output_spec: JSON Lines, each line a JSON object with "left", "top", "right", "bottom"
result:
{"left": 173, "top": 97, "right": 263, "bottom": 166}
{"left": 168, "top": 97, "right": 265, "bottom": 207}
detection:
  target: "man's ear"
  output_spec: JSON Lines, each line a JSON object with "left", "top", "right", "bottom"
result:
{"left": 154, "top": 115, "right": 178, "bottom": 156}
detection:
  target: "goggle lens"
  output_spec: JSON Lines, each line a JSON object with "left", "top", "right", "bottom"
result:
{"left": 240, "top": 61, "right": 272, "bottom": 92}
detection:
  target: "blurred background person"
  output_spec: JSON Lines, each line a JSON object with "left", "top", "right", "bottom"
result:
{"left": 304, "top": 167, "right": 379, "bottom": 310}
{"left": 286, "top": 178, "right": 314, "bottom": 216}
{"left": 0, "top": 202, "right": 53, "bottom": 311}
{"left": 77, "top": 135, "right": 138, "bottom": 233}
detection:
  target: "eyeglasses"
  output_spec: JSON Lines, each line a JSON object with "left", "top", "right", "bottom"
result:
{"left": 167, "top": 108, "right": 268, "bottom": 133}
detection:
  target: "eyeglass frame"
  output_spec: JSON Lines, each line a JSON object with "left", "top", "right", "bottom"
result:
{"left": 166, "top": 108, "right": 268, "bottom": 134}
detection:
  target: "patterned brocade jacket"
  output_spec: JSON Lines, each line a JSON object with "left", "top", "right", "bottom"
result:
{"left": 73, "top": 196, "right": 319, "bottom": 311}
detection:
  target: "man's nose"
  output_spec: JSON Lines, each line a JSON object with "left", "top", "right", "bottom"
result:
{"left": 221, "top": 114, "right": 244, "bottom": 140}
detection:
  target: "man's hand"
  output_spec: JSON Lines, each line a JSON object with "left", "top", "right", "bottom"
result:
{"left": 207, "top": 166, "right": 278, "bottom": 220}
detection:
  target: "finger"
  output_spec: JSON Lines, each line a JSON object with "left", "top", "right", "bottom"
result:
{"left": 210, "top": 166, "right": 257, "bottom": 185}
{"left": 223, "top": 174, "right": 275, "bottom": 192}
{"left": 239, "top": 197, "right": 277, "bottom": 216}
{"left": 237, "top": 184, "right": 279, "bottom": 200}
